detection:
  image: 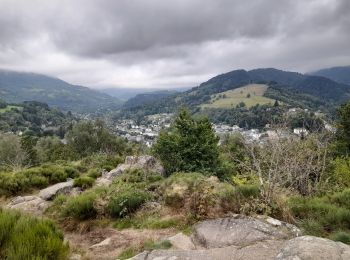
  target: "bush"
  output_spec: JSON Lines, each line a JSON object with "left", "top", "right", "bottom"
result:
{"left": 87, "top": 168, "right": 102, "bottom": 179}
{"left": 289, "top": 189, "right": 350, "bottom": 242}
{"left": 0, "top": 164, "right": 80, "bottom": 196}
{"left": 0, "top": 208, "right": 68, "bottom": 259}
{"left": 162, "top": 172, "right": 237, "bottom": 218}
{"left": 64, "top": 192, "right": 97, "bottom": 220}
{"left": 74, "top": 176, "right": 95, "bottom": 190}
{"left": 152, "top": 109, "right": 220, "bottom": 175}
{"left": 107, "top": 189, "right": 150, "bottom": 218}
{"left": 330, "top": 231, "right": 350, "bottom": 244}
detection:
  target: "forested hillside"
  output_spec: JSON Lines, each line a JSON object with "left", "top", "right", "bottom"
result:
{"left": 0, "top": 99, "right": 75, "bottom": 136}
{"left": 0, "top": 70, "right": 122, "bottom": 113}
{"left": 312, "top": 66, "right": 350, "bottom": 85}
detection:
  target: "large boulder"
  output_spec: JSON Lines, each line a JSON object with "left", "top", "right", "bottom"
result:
{"left": 131, "top": 240, "right": 285, "bottom": 260}
{"left": 7, "top": 195, "right": 49, "bottom": 215}
{"left": 100, "top": 155, "right": 164, "bottom": 182}
{"left": 39, "top": 179, "right": 74, "bottom": 200}
{"left": 192, "top": 215, "right": 301, "bottom": 248}
{"left": 276, "top": 236, "right": 350, "bottom": 260}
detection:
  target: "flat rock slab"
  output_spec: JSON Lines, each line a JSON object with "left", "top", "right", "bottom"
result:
{"left": 168, "top": 233, "right": 196, "bottom": 250}
{"left": 130, "top": 240, "right": 284, "bottom": 260}
{"left": 276, "top": 236, "right": 350, "bottom": 260}
{"left": 39, "top": 179, "right": 74, "bottom": 200}
{"left": 7, "top": 195, "right": 49, "bottom": 215}
{"left": 192, "top": 216, "right": 300, "bottom": 248}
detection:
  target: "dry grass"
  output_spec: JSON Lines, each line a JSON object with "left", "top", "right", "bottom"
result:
{"left": 201, "top": 84, "right": 274, "bottom": 108}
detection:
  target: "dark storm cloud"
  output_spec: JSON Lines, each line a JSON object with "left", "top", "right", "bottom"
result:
{"left": 0, "top": 0, "right": 349, "bottom": 88}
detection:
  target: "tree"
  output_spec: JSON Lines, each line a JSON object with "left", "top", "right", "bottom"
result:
{"left": 274, "top": 100, "right": 279, "bottom": 107}
{"left": 153, "top": 109, "right": 220, "bottom": 175}
{"left": 0, "top": 133, "right": 28, "bottom": 171}
{"left": 335, "top": 102, "right": 350, "bottom": 155}
{"left": 65, "top": 119, "right": 126, "bottom": 158}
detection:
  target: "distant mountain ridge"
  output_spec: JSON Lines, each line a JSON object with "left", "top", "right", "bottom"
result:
{"left": 120, "top": 67, "right": 350, "bottom": 117}
{"left": 0, "top": 69, "right": 122, "bottom": 113}
{"left": 311, "top": 66, "right": 350, "bottom": 85}
{"left": 101, "top": 87, "right": 190, "bottom": 100}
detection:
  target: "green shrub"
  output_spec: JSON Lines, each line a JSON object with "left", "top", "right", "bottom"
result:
{"left": 117, "top": 247, "right": 139, "bottom": 260}
{"left": 107, "top": 189, "right": 150, "bottom": 218}
{"left": 236, "top": 185, "right": 260, "bottom": 198}
{"left": 144, "top": 239, "right": 172, "bottom": 250}
{"left": 64, "top": 193, "right": 97, "bottom": 220}
{"left": 74, "top": 176, "right": 95, "bottom": 190}
{"left": 289, "top": 189, "right": 350, "bottom": 241}
{"left": 330, "top": 231, "right": 350, "bottom": 244}
{"left": 0, "top": 208, "right": 68, "bottom": 259}
{"left": 87, "top": 168, "right": 102, "bottom": 179}
{"left": 63, "top": 166, "right": 79, "bottom": 178}
{"left": 0, "top": 164, "right": 79, "bottom": 196}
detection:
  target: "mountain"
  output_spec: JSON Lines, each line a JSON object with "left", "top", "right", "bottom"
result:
{"left": 0, "top": 70, "right": 122, "bottom": 113}
{"left": 119, "top": 68, "right": 350, "bottom": 119}
{"left": 100, "top": 87, "right": 190, "bottom": 100}
{"left": 0, "top": 100, "right": 75, "bottom": 136}
{"left": 311, "top": 66, "right": 350, "bottom": 85}
{"left": 123, "top": 90, "right": 179, "bottom": 109}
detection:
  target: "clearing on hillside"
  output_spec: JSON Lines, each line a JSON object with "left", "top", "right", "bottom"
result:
{"left": 201, "top": 84, "right": 275, "bottom": 109}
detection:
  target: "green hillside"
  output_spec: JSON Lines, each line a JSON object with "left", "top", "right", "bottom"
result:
{"left": 201, "top": 84, "right": 274, "bottom": 108}
{"left": 0, "top": 69, "right": 122, "bottom": 113}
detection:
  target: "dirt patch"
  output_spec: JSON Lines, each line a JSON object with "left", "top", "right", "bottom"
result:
{"left": 65, "top": 227, "right": 177, "bottom": 260}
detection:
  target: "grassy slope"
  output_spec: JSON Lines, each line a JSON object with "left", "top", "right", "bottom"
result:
{"left": 0, "top": 105, "right": 21, "bottom": 113}
{"left": 201, "top": 84, "right": 274, "bottom": 108}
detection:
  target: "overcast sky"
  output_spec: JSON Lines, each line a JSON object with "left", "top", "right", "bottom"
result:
{"left": 0, "top": 0, "right": 349, "bottom": 89}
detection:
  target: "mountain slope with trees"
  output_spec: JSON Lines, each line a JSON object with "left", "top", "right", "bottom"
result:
{"left": 0, "top": 69, "right": 122, "bottom": 113}
{"left": 311, "top": 66, "right": 350, "bottom": 85}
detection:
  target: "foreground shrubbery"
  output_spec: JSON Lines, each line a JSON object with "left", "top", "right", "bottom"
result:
{"left": 289, "top": 189, "right": 350, "bottom": 244}
{"left": 0, "top": 208, "right": 68, "bottom": 259}
{"left": 0, "top": 163, "right": 80, "bottom": 196}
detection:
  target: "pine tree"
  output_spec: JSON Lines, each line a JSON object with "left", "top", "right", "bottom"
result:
{"left": 153, "top": 109, "right": 220, "bottom": 175}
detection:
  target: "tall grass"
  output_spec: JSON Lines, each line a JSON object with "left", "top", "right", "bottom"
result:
{"left": 0, "top": 208, "right": 69, "bottom": 259}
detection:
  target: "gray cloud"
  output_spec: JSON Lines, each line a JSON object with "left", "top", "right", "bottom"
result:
{"left": 0, "top": 0, "right": 349, "bottom": 88}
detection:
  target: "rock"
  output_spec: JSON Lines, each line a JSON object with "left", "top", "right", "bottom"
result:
{"left": 39, "top": 179, "right": 74, "bottom": 200}
{"left": 69, "top": 253, "right": 82, "bottom": 260}
{"left": 95, "top": 177, "right": 112, "bottom": 187}
{"left": 276, "top": 236, "right": 350, "bottom": 260}
{"left": 7, "top": 195, "right": 49, "bottom": 215}
{"left": 130, "top": 240, "right": 285, "bottom": 260}
{"left": 89, "top": 237, "right": 112, "bottom": 249}
{"left": 168, "top": 233, "right": 196, "bottom": 250}
{"left": 128, "top": 217, "right": 350, "bottom": 260}
{"left": 192, "top": 215, "right": 300, "bottom": 248}
{"left": 266, "top": 216, "right": 282, "bottom": 226}
{"left": 103, "top": 155, "right": 165, "bottom": 180}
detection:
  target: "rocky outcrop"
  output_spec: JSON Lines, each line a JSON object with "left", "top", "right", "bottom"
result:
{"left": 7, "top": 195, "right": 49, "bottom": 215}
{"left": 129, "top": 215, "right": 350, "bottom": 260}
{"left": 168, "top": 233, "right": 196, "bottom": 250}
{"left": 39, "top": 179, "right": 74, "bottom": 200}
{"left": 193, "top": 216, "right": 300, "bottom": 248}
{"left": 276, "top": 236, "right": 350, "bottom": 260}
{"left": 96, "top": 156, "right": 164, "bottom": 186}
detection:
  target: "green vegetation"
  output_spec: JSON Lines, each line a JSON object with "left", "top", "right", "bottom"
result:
{"left": 0, "top": 208, "right": 68, "bottom": 259}
{"left": 0, "top": 100, "right": 74, "bottom": 137}
{"left": 107, "top": 189, "right": 150, "bottom": 218}
{"left": 73, "top": 176, "right": 95, "bottom": 189}
{"left": 63, "top": 192, "right": 97, "bottom": 220}
{"left": 153, "top": 109, "right": 220, "bottom": 175}
{"left": 0, "top": 163, "right": 79, "bottom": 196}
{"left": 289, "top": 189, "right": 350, "bottom": 243}
{"left": 201, "top": 84, "right": 274, "bottom": 108}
